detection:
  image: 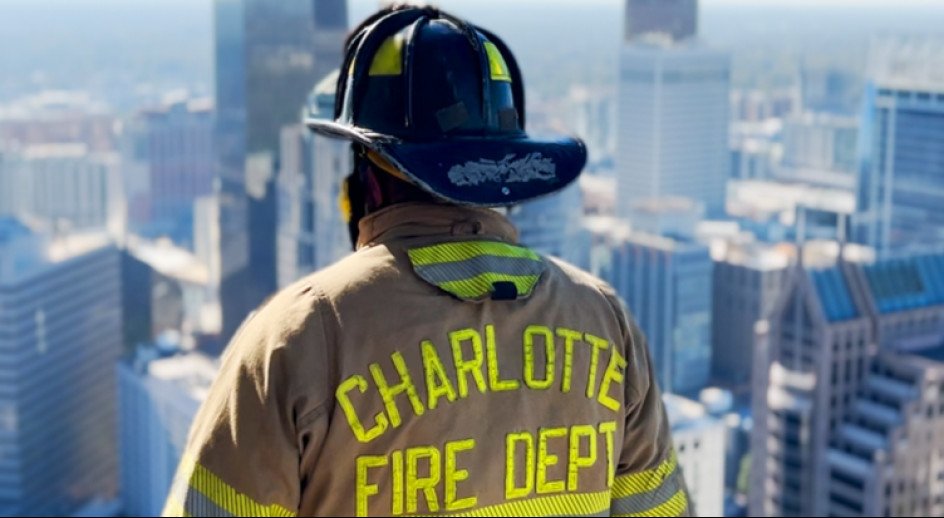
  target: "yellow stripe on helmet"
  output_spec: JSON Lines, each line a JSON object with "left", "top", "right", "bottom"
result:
{"left": 484, "top": 41, "right": 512, "bottom": 82}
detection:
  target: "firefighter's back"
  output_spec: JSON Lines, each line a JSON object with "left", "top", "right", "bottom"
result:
{"left": 281, "top": 203, "right": 684, "bottom": 516}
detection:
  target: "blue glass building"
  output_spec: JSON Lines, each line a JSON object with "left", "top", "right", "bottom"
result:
{"left": 854, "top": 84, "right": 944, "bottom": 257}
{"left": 0, "top": 221, "right": 122, "bottom": 515}
{"left": 599, "top": 229, "right": 713, "bottom": 396}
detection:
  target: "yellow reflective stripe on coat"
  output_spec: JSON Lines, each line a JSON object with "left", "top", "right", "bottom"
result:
{"left": 612, "top": 489, "right": 688, "bottom": 517}
{"left": 610, "top": 451, "right": 688, "bottom": 517}
{"left": 163, "top": 456, "right": 296, "bottom": 517}
{"left": 416, "top": 490, "right": 610, "bottom": 517}
{"left": 409, "top": 240, "right": 539, "bottom": 266}
{"left": 407, "top": 241, "right": 546, "bottom": 301}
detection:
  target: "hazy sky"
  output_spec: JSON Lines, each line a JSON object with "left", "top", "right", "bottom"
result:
{"left": 2, "top": 0, "right": 943, "bottom": 108}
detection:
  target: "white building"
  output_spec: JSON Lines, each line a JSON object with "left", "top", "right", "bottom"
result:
{"left": 0, "top": 143, "right": 122, "bottom": 234}
{"left": 277, "top": 72, "right": 352, "bottom": 288}
{"left": 118, "top": 349, "right": 217, "bottom": 517}
{"left": 566, "top": 86, "right": 617, "bottom": 165}
{"left": 664, "top": 393, "right": 726, "bottom": 517}
{"left": 774, "top": 113, "right": 858, "bottom": 190}
{"left": 509, "top": 179, "right": 584, "bottom": 265}
{"left": 617, "top": 36, "right": 730, "bottom": 217}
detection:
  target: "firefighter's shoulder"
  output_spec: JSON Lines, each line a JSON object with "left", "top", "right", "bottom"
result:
{"left": 542, "top": 255, "right": 627, "bottom": 319}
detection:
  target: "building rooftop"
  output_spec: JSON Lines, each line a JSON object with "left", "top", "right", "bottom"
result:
{"left": 21, "top": 142, "right": 89, "bottom": 159}
{"left": 580, "top": 174, "right": 617, "bottom": 216}
{"left": 0, "top": 216, "right": 31, "bottom": 246}
{"left": 127, "top": 236, "right": 210, "bottom": 286}
{"left": 869, "top": 36, "right": 944, "bottom": 92}
{"left": 727, "top": 179, "right": 855, "bottom": 220}
{"left": 810, "top": 267, "right": 860, "bottom": 322}
{"left": 663, "top": 393, "right": 723, "bottom": 434}
{"left": 863, "top": 254, "right": 944, "bottom": 314}
{"left": 2, "top": 225, "right": 111, "bottom": 284}
{"left": 0, "top": 90, "right": 111, "bottom": 120}
{"left": 630, "top": 196, "right": 702, "bottom": 215}
{"left": 719, "top": 241, "right": 793, "bottom": 272}
{"left": 147, "top": 352, "right": 219, "bottom": 404}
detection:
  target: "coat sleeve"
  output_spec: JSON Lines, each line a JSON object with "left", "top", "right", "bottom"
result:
{"left": 607, "top": 297, "right": 693, "bottom": 517}
{"left": 162, "top": 285, "right": 331, "bottom": 517}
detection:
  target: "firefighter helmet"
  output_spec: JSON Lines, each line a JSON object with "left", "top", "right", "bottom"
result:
{"left": 306, "top": 5, "right": 587, "bottom": 207}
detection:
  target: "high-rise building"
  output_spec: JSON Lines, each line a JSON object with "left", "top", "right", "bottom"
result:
{"left": 617, "top": 39, "right": 730, "bottom": 217}
{"left": 773, "top": 113, "right": 858, "bottom": 190}
{"left": 0, "top": 90, "right": 116, "bottom": 153}
{"left": 799, "top": 67, "right": 862, "bottom": 116}
{"left": 118, "top": 348, "right": 217, "bottom": 517}
{"left": 853, "top": 38, "right": 944, "bottom": 258}
{"left": 781, "top": 114, "right": 858, "bottom": 174}
{"left": 214, "top": 0, "right": 348, "bottom": 341}
{"left": 750, "top": 249, "right": 944, "bottom": 516}
{"left": 825, "top": 348, "right": 944, "bottom": 517}
{"left": 590, "top": 203, "right": 713, "bottom": 395}
{"left": 123, "top": 97, "right": 215, "bottom": 246}
{"left": 565, "top": 86, "right": 617, "bottom": 165}
{"left": 0, "top": 143, "right": 122, "bottom": 233}
{"left": 727, "top": 180, "right": 856, "bottom": 244}
{"left": 276, "top": 72, "right": 351, "bottom": 288}
{"left": 624, "top": 0, "right": 697, "bottom": 43}
{"left": 0, "top": 220, "right": 122, "bottom": 515}
{"left": 509, "top": 180, "right": 584, "bottom": 265}
{"left": 711, "top": 242, "right": 790, "bottom": 391}
{"left": 664, "top": 393, "right": 726, "bottom": 517}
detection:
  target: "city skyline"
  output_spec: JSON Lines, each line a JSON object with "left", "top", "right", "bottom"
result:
{"left": 0, "top": 1, "right": 943, "bottom": 516}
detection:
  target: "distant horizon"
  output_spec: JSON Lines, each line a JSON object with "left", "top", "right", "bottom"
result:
{"left": 3, "top": 0, "right": 943, "bottom": 7}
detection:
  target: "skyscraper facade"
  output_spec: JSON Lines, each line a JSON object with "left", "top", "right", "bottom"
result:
{"left": 617, "top": 40, "right": 730, "bottom": 217}
{"left": 118, "top": 350, "right": 217, "bottom": 517}
{"left": 508, "top": 180, "right": 584, "bottom": 265}
{"left": 0, "top": 222, "right": 122, "bottom": 515}
{"left": 124, "top": 97, "right": 215, "bottom": 246}
{"left": 602, "top": 225, "right": 713, "bottom": 395}
{"left": 276, "top": 72, "right": 351, "bottom": 288}
{"left": 751, "top": 251, "right": 944, "bottom": 516}
{"left": 624, "top": 0, "right": 697, "bottom": 43}
{"left": 0, "top": 143, "right": 121, "bottom": 233}
{"left": 214, "top": 0, "right": 347, "bottom": 341}
{"left": 854, "top": 86, "right": 944, "bottom": 257}
{"left": 853, "top": 38, "right": 944, "bottom": 258}
{"left": 711, "top": 243, "right": 789, "bottom": 391}
{"left": 750, "top": 259, "right": 873, "bottom": 517}
{"left": 664, "top": 393, "right": 726, "bottom": 517}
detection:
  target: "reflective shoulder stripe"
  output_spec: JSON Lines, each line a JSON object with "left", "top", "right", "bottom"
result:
{"left": 409, "top": 240, "right": 540, "bottom": 266}
{"left": 407, "top": 241, "right": 546, "bottom": 301}
{"left": 610, "top": 451, "right": 688, "bottom": 517}
{"left": 416, "top": 490, "right": 610, "bottom": 517}
{"left": 163, "top": 456, "right": 296, "bottom": 517}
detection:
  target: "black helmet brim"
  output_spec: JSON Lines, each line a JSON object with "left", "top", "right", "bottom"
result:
{"left": 306, "top": 117, "right": 586, "bottom": 207}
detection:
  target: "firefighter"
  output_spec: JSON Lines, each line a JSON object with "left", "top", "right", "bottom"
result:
{"left": 164, "top": 5, "right": 691, "bottom": 517}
